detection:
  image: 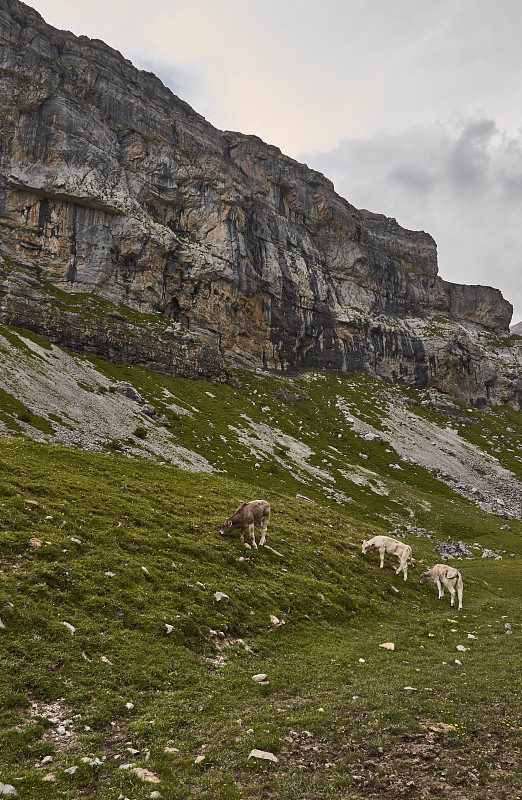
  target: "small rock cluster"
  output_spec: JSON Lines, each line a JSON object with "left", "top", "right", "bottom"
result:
{"left": 434, "top": 539, "right": 474, "bottom": 560}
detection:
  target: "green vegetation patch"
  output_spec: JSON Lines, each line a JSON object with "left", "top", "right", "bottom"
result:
{"left": 0, "top": 437, "right": 520, "bottom": 799}
{"left": 0, "top": 388, "right": 53, "bottom": 435}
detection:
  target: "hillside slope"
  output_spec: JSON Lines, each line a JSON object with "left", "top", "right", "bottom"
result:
{"left": 1, "top": 319, "right": 521, "bottom": 524}
{"left": 0, "top": 416, "right": 520, "bottom": 800}
{"left": 0, "top": 312, "right": 521, "bottom": 798}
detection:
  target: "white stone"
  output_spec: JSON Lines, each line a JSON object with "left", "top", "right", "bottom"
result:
{"left": 164, "top": 747, "right": 179, "bottom": 754}
{"left": 214, "top": 592, "right": 229, "bottom": 603}
{"left": 62, "top": 621, "right": 76, "bottom": 635}
{"left": 456, "top": 645, "right": 468, "bottom": 652}
{"left": 379, "top": 642, "right": 395, "bottom": 650}
{"left": 358, "top": 658, "right": 365, "bottom": 663}
{"left": 101, "top": 656, "right": 114, "bottom": 664}
{"left": 64, "top": 766, "right": 79, "bottom": 775}
{"left": 248, "top": 749, "right": 278, "bottom": 763}
{"left": 125, "top": 703, "right": 134, "bottom": 710}
{"left": 0, "top": 785, "right": 17, "bottom": 796}
{"left": 403, "top": 687, "right": 418, "bottom": 691}
{"left": 252, "top": 673, "right": 268, "bottom": 683}
{"left": 41, "top": 755, "right": 53, "bottom": 764}
{"left": 165, "top": 624, "right": 174, "bottom": 634}
{"left": 194, "top": 755, "right": 205, "bottom": 764}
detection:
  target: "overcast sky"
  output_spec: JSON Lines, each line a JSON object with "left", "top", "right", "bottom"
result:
{"left": 28, "top": 0, "right": 522, "bottom": 323}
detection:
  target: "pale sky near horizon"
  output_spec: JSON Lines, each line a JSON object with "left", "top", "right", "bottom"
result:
{"left": 26, "top": 0, "right": 522, "bottom": 323}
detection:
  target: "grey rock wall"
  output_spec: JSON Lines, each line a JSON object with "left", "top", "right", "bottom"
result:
{"left": 0, "top": 0, "right": 520, "bottom": 408}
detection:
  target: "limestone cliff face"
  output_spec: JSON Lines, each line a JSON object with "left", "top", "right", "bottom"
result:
{"left": 0, "top": 0, "right": 520, "bottom": 409}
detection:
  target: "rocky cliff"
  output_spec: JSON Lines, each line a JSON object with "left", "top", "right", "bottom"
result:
{"left": 1, "top": 0, "right": 521, "bottom": 408}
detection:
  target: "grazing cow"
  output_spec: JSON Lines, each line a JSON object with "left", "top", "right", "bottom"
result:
{"left": 420, "top": 564, "right": 463, "bottom": 610}
{"left": 219, "top": 500, "right": 270, "bottom": 549}
{"left": 362, "top": 535, "right": 413, "bottom": 581}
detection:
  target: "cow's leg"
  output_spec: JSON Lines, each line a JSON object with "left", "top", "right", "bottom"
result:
{"left": 240, "top": 528, "right": 245, "bottom": 544}
{"left": 249, "top": 523, "right": 257, "bottom": 549}
{"left": 259, "top": 520, "right": 267, "bottom": 546}
{"left": 379, "top": 548, "right": 385, "bottom": 569}
{"left": 402, "top": 559, "right": 408, "bottom": 581}
{"left": 436, "top": 579, "right": 444, "bottom": 599}
{"left": 457, "top": 584, "right": 463, "bottom": 611}
{"left": 448, "top": 583, "right": 456, "bottom": 607}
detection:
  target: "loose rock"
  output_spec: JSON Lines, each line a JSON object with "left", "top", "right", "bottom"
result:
{"left": 130, "top": 768, "right": 161, "bottom": 783}
{"left": 435, "top": 538, "right": 473, "bottom": 559}
{"left": 482, "top": 549, "right": 502, "bottom": 560}
{"left": 0, "top": 785, "right": 17, "bottom": 796}
{"left": 28, "top": 537, "right": 43, "bottom": 549}
{"left": 62, "top": 621, "right": 76, "bottom": 635}
{"left": 248, "top": 749, "right": 278, "bottom": 763}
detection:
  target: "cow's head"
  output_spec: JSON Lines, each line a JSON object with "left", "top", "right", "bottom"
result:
{"left": 420, "top": 571, "right": 431, "bottom": 584}
{"left": 361, "top": 540, "right": 373, "bottom": 554}
{"left": 219, "top": 519, "right": 233, "bottom": 536}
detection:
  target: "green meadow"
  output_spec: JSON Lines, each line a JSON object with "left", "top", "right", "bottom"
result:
{"left": 0, "top": 338, "right": 520, "bottom": 799}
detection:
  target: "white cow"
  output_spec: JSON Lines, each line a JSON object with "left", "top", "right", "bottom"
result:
{"left": 420, "top": 564, "right": 463, "bottom": 610}
{"left": 362, "top": 535, "right": 413, "bottom": 581}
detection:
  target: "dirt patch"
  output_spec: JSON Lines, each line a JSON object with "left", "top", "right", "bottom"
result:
{"left": 29, "top": 698, "right": 80, "bottom": 757}
{"left": 232, "top": 724, "right": 519, "bottom": 799}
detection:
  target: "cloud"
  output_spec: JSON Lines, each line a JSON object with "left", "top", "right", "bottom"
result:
{"left": 302, "top": 118, "right": 522, "bottom": 323}
{"left": 447, "top": 119, "right": 497, "bottom": 191}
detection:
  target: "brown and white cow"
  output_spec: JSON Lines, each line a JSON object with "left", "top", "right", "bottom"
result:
{"left": 362, "top": 535, "right": 413, "bottom": 581}
{"left": 219, "top": 500, "right": 270, "bottom": 549}
{"left": 420, "top": 564, "right": 463, "bottom": 610}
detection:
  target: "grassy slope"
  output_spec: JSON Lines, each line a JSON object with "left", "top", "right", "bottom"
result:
{"left": 0, "top": 343, "right": 521, "bottom": 799}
